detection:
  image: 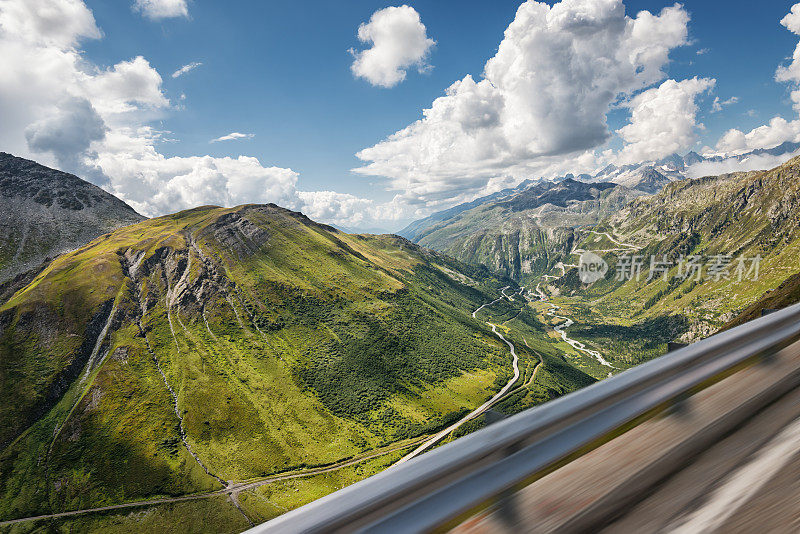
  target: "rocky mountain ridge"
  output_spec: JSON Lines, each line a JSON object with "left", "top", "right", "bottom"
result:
{"left": 0, "top": 152, "right": 145, "bottom": 284}
{"left": 404, "top": 178, "right": 643, "bottom": 283}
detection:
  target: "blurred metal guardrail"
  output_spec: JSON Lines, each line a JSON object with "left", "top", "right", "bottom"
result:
{"left": 245, "top": 302, "right": 800, "bottom": 534}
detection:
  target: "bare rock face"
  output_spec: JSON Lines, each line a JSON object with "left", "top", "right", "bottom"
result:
{"left": 0, "top": 152, "right": 145, "bottom": 283}
{"left": 403, "top": 178, "right": 639, "bottom": 282}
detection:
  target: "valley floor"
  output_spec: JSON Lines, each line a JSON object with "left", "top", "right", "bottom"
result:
{"left": 1, "top": 286, "right": 550, "bottom": 533}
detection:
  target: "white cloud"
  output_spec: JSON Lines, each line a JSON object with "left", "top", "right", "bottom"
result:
{"left": 297, "top": 191, "right": 381, "bottom": 227}
{"left": 783, "top": 3, "right": 800, "bottom": 34}
{"left": 711, "top": 95, "right": 738, "bottom": 113}
{"left": 0, "top": 0, "right": 101, "bottom": 48}
{"left": 777, "top": 3, "right": 800, "bottom": 110}
{"left": 716, "top": 116, "right": 800, "bottom": 154}
{"left": 210, "top": 132, "right": 255, "bottom": 143}
{"left": 94, "top": 136, "right": 300, "bottom": 216}
{"left": 0, "top": 0, "right": 382, "bottom": 229}
{"left": 696, "top": 47, "right": 709, "bottom": 55}
{"left": 355, "top": 0, "right": 689, "bottom": 208}
{"left": 92, "top": 127, "right": 396, "bottom": 227}
{"left": 686, "top": 147, "right": 800, "bottom": 178}
{"left": 714, "top": 3, "right": 800, "bottom": 153}
{"left": 25, "top": 96, "right": 107, "bottom": 180}
{"left": 350, "top": 5, "right": 435, "bottom": 88}
{"left": 615, "top": 77, "right": 715, "bottom": 164}
{"left": 0, "top": 0, "right": 167, "bottom": 162}
{"left": 132, "top": 0, "right": 188, "bottom": 20}
{"left": 83, "top": 56, "right": 169, "bottom": 116}
{"left": 172, "top": 61, "right": 201, "bottom": 78}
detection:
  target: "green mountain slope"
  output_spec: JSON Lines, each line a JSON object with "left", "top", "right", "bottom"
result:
{"left": 0, "top": 203, "right": 592, "bottom": 529}
{"left": 409, "top": 179, "right": 643, "bottom": 284}
{"left": 535, "top": 156, "right": 800, "bottom": 360}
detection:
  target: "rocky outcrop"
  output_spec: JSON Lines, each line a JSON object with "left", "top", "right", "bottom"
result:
{"left": 408, "top": 179, "right": 637, "bottom": 282}
{"left": 0, "top": 152, "right": 144, "bottom": 284}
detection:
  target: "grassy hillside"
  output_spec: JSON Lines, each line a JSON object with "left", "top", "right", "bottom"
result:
{"left": 532, "top": 156, "right": 800, "bottom": 360}
{"left": 0, "top": 203, "right": 592, "bottom": 531}
{"left": 412, "top": 179, "right": 641, "bottom": 284}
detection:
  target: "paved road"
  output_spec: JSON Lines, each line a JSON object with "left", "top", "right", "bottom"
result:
{"left": 396, "top": 288, "right": 523, "bottom": 465}
{"left": 0, "top": 287, "right": 529, "bottom": 527}
{"left": 568, "top": 229, "right": 639, "bottom": 259}
{"left": 585, "top": 229, "right": 637, "bottom": 250}
{"left": 603, "top": 378, "right": 800, "bottom": 534}
{"left": 0, "top": 439, "right": 425, "bottom": 527}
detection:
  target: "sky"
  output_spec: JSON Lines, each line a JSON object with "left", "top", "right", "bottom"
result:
{"left": 2, "top": 0, "right": 800, "bottom": 232}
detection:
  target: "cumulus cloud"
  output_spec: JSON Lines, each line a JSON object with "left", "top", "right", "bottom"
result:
{"left": 297, "top": 190, "right": 381, "bottom": 227}
{"left": 83, "top": 56, "right": 169, "bottom": 116}
{"left": 132, "top": 0, "right": 188, "bottom": 20}
{"left": 25, "top": 96, "right": 107, "bottom": 180}
{"left": 350, "top": 5, "right": 435, "bottom": 88}
{"left": 355, "top": 0, "right": 689, "bottom": 207}
{"left": 615, "top": 77, "right": 715, "bottom": 164}
{"left": 172, "top": 61, "right": 201, "bottom": 78}
{"left": 711, "top": 95, "right": 738, "bottom": 113}
{"left": 0, "top": 0, "right": 382, "bottom": 229}
{"left": 777, "top": 5, "right": 800, "bottom": 78}
{"left": 94, "top": 137, "right": 299, "bottom": 215}
{"left": 714, "top": 3, "right": 800, "bottom": 153}
{"left": 0, "top": 0, "right": 101, "bottom": 47}
{"left": 776, "top": 3, "right": 800, "bottom": 112}
{"left": 210, "top": 132, "right": 255, "bottom": 143}
{"left": 92, "top": 127, "right": 397, "bottom": 227}
{"left": 0, "top": 0, "right": 167, "bottom": 162}
{"left": 716, "top": 116, "right": 800, "bottom": 154}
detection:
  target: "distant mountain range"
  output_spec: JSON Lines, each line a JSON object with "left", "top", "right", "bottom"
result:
{"left": 4, "top": 147, "right": 800, "bottom": 530}
{"left": 0, "top": 153, "right": 144, "bottom": 285}
{"left": 399, "top": 141, "right": 800, "bottom": 284}
{"left": 545, "top": 154, "right": 800, "bottom": 345}
{"left": 403, "top": 178, "right": 642, "bottom": 282}
{"left": 582, "top": 141, "right": 800, "bottom": 191}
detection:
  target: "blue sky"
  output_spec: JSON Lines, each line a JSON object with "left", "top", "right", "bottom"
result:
{"left": 2, "top": 1, "right": 800, "bottom": 231}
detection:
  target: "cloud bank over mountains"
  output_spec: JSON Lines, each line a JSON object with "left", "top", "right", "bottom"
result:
{"left": 354, "top": 0, "right": 704, "bottom": 209}
{"left": 2, "top": 0, "right": 800, "bottom": 229}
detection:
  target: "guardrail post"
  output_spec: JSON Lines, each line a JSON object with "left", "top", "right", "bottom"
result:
{"left": 666, "top": 391, "right": 692, "bottom": 418}
{"left": 483, "top": 410, "right": 523, "bottom": 530}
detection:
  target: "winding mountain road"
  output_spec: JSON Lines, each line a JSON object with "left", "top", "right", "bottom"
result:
{"left": 0, "top": 438, "right": 427, "bottom": 528}
{"left": 0, "top": 287, "right": 530, "bottom": 527}
{"left": 569, "top": 228, "right": 639, "bottom": 259}
{"left": 395, "top": 288, "right": 522, "bottom": 465}
{"left": 586, "top": 229, "right": 636, "bottom": 249}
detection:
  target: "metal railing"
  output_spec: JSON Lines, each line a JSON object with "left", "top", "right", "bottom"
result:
{"left": 246, "top": 302, "right": 800, "bottom": 533}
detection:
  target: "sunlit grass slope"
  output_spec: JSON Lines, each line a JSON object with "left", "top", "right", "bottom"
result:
{"left": 539, "top": 156, "right": 800, "bottom": 359}
{"left": 0, "top": 203, "right": 542, "bottom": 523}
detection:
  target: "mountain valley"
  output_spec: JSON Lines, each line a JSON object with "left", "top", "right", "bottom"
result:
{"left": 3, "top": 151, "right": 800, "bottom": 532}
